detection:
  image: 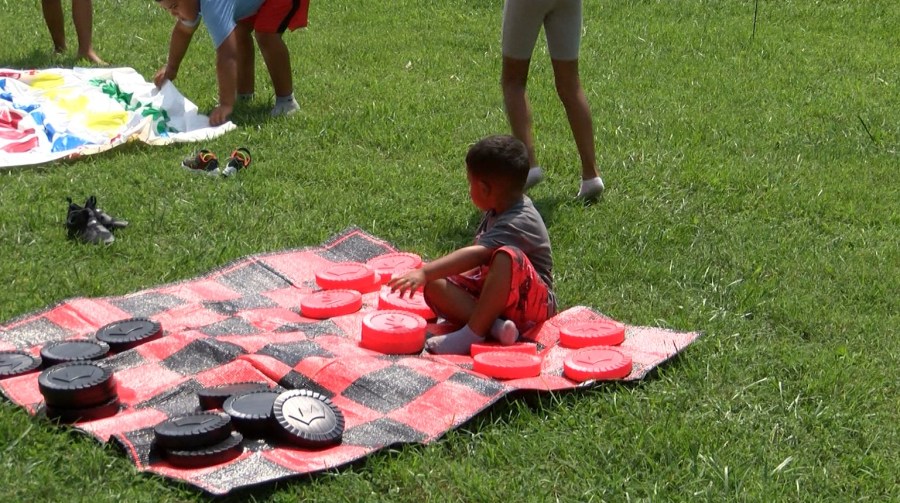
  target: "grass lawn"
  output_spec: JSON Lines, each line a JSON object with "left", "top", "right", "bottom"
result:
{"left": 1, "top": 0, "right": 897, "bottom": 500}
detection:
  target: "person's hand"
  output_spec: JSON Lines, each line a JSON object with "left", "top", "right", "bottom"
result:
{"left": 153, "top": 65, "right": 176, "bottom": 88}
{"left": 208, "top": 104, "right": 233, "bottom": 126}
{"left": 388, "top": 269, "right": 427, "bottom": 298}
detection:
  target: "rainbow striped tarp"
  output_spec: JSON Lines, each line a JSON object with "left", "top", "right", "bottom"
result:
{"left": 0, "top": 67, "right": 234, "bottom": 169}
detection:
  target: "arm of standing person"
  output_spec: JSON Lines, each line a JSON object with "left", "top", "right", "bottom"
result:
{"left": 208, "top": 29, "right": 239, "bottom": 126}
{"left": 388, "top": 245, "right": 494, "bottom": 297}
{"left": 154, "top": 21, "right": 198, "bottom": 87}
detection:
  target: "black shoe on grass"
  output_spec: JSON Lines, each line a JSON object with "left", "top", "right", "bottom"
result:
{"left": 84, "top": 196, "right": 128, "bottom": 230}
{"left": 66, "top": 198, "right": 114, "bottom": 245}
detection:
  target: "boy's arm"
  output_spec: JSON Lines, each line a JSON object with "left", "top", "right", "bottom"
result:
{"left": 388, "top": 245, "right": 493, "bottom": 296}
{"left": 153, "top": 21, "right": 198, "bottom": 87}
{"left": 208, "top": 30, "right": 239, "bottom": 126}
{"left": 422, "top": 245, "right": 493, "bottom": 279}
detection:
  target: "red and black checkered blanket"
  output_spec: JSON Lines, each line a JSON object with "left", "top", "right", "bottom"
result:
{"left": 0, "top": 228, "right": 700, "bottom": 494}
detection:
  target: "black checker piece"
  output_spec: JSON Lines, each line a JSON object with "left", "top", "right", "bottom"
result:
{"left": 273, "top": 389, "right": 344, "bottom": 449}
{"left": 38, "top": 362, "right": 116, "bottom": 408}
{"left": 198, "top": 382, "right": 271, "bottom": 411}
{"left": 164, "top": 431, "right": 244, "bottom": 468}
{"left": 224, "top": 390, "right": 280, "bottom": 438}
{"left": 46, "top": 396, "right": 121, "bottom": 423}
{"left": 95, "top": 318, "right": 163, "bottom": 352}
{"left": 154, "top": 412, "right": 233, "bottom": 450}
{"left": 0, "top": 350, "right": 42, "bottom": 378}
{"left": 40, "top": 339, "right": 109, "bottom": 367}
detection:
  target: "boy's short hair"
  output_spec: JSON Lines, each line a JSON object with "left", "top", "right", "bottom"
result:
{"left": 465, "top": 135, "right": 529, "bottom": 189}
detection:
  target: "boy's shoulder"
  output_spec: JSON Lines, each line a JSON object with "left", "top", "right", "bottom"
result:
{"left": 480, "top": 196, "right": 548, "bottom": 235}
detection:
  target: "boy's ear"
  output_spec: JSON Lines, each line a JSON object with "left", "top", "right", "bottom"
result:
{"left": 477, "top": 178, "right": 492, "bottom": 196}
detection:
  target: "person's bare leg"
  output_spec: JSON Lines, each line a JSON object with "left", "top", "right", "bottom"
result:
{"left": 502, "top": 56, "right": 538, "bottom": 170}
{"left": 41, "top": 0, "right": 66, "bottom": 53}
{"left": 467, "top": 252, "right": 513, "bottom": 336}
{"left": 423, "top": 279, "right": 477, "bottom": 327}
{"left": 254, "top": 32, "right": 293, "bottom": 97}
{"left": 425, "top": 254, "right": 513, "bottom": 354}
{"left": 551, "top": 58, "right": 599, "bottom": 181}
{"left": 234, "top": 23, "right": 256, "bottom": 97}
{"left": 72, "top": 0, "right": 104, "bottom": 64}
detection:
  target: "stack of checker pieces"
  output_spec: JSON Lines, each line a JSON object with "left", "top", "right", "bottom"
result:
{"left": 0, "top": 317, "right": 163, "bottom": 422}
{"left": 153, "top": 383, "right": 345, "bottom": 467}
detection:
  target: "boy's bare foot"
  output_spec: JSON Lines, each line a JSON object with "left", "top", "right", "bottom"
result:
{"left": 77, "top": 50, "right": 107, "bottom": 66}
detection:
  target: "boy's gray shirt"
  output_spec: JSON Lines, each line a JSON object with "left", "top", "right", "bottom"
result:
{"left": 474, "top": 195, "right": 554, "bottom": 291}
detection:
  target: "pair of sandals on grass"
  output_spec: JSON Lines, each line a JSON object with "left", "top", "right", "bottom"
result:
{"left": 182, "top": 147, "right": 252, "bottom": 177}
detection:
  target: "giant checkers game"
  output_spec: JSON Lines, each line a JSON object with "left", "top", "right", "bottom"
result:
{"left": 0, "top": 228, "right": 700, "bottom": 494}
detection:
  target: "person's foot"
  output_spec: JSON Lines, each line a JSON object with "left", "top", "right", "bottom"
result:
{"left": 524, "top": 167, "right": 544, "bottom": 190}
{"left": 577, "top": 176, "right": 605, "bottom": 201}
{"left": 425, "top": 325, "right": 484, "bottom": 355}
{"left": 271, "top": 97, "right": 299, "bottom": 117}
{"left": 77, "top": 49, "right": 107, "bottom": 66}
{"left": 491, "top": 319, "right": 519, "bottom": 345}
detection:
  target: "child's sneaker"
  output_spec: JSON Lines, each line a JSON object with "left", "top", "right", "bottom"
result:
{"left": 181, "top": 149, "right": 220, "bottom": 176}
{"left": 524, "top": 167, "right": 544, "bottom": 190}
{"left": 222, "top": 147, "right": 252, "bottom": 177}
{"left": 576, "top": 176, "right": 605, "bottom": 202}
{"left": 84, "top": 195, "right": 128, "bottom": 230}
{"left": 65, "top": 198, "right": 114, "bottom": 245}
{"left": 270, "top": 97, "right": 299, "bottom": 118}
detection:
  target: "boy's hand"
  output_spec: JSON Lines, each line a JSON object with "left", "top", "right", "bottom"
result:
{"left": 208, "top": 104, "right": 233, "bottom": 126}
{"left": 153, "top": 65, "right": 177, "bottom": 88}
{"left": 388, "top": 269, "right": 427, "bottom": 298}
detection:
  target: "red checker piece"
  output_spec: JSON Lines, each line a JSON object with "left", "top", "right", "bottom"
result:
{"left": 377, "top": 287, "right": 436, "bottom": 321}
{"left": 366, "top": 252, "right": 423, "bottom": 282}
{"left": 472, "top": 351, "right": 542, "bottom": 380}
{"left": 360, "top": 310, "right": 426, "bottom": 354}
{"left": 301, "top": 289, "right": 362, "bottom": 319}
{"left": 315, "top": 262, "right": 378, "bottom": 291}
{"left": 563, "top": 347, "right": 633, "bottom": 382}
{"left": 559, "top": 319, "right": 626, "bottom": 348}
{"left": 470, "top": 342, "right": 537, "bottom": 357}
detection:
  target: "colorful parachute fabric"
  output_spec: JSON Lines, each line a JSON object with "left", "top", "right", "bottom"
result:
{"left": 0, "top": 67, "right": 235, "bottom": 169}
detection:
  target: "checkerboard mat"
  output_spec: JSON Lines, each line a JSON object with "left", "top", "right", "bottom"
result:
{"left": 0, "top": 228, "right": 700, "bottom": 495}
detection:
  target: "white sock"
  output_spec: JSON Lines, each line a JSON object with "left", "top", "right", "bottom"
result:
{"left": 425, "top": 325, "right": 484, "bottom": 355}
{"left": 577, "top": 176, "right": 605, "bottom": 200}
{"left": 275, "top": 94, "right": 295, "bottom": 105}
{"left": 524, "top": 167, "right": 544, "bottom": 190}
{"left": 490, "top": 319, "right": 519, "bottom": 345}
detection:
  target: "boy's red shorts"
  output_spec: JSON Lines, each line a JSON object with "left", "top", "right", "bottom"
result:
{"left": 445, "top": 246, "right": 556, "bottom": 335}
{"left": 243, "top": 0, "right": 310, "bottom": 34}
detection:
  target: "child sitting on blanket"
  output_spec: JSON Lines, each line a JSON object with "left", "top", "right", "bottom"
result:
{"left": 152, "top": 0, "right": 308, "bottom": 126}
{"left": 388, "top": 135, "right": 556, "bottom": 355}
{"left": 41, "top": 0, "right": 105, "bottom": 64}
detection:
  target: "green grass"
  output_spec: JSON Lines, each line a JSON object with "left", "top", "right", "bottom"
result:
{"left": 1, "top": 0, "right": 898, "bottom": 500}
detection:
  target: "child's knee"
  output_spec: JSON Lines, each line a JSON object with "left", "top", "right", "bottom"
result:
{"left": 491, "top": 250, "right": 513, "bottom": 267}
{"left": 422, "top": 279, "right": 443, "bottom": 303}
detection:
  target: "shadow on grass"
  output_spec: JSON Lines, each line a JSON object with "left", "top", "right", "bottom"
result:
{"left": 232, "top": 102, "right": 273, "bottom": 126}
{"left": 3, "top": 48, "right": 115, "bottom": 70}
